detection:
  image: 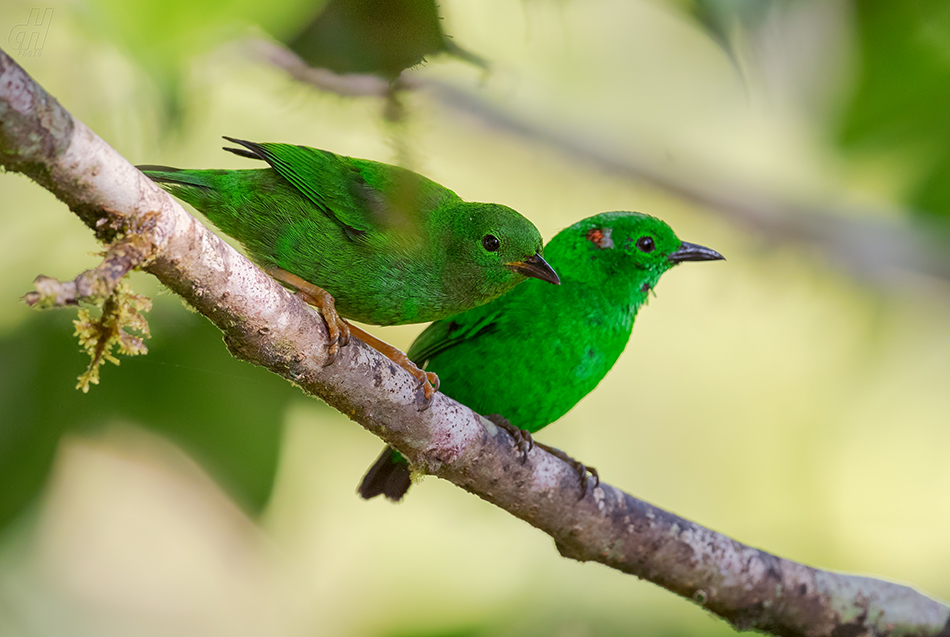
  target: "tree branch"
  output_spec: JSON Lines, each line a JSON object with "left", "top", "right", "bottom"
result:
{"left": 2, "top": 48, "right": 948, "bottom": 636}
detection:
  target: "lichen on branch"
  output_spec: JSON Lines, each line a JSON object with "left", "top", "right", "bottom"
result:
{"left": 20, "top": 210, "right": 161, "bottom": 391}
{"left": 73, "top": 280, "right": 151, "bottom": 392}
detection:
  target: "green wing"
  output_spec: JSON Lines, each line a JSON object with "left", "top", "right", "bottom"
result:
{"left": 408, "top": 307, "right": 504, "bottom": 366}
{"left": 223, "top": 137, "right": 458, "bottom": 238}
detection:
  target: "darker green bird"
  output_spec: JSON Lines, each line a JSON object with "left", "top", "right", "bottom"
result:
{"left": 358, "top": 211, "right": 723, "bottom": 500}
{"left": 139, "top": 139, "right": 558, "bottom": 400}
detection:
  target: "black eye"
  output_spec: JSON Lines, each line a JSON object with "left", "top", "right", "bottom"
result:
{"left": 636, "top": 236, "right": 655, "bottom": 253}
{"left": 482, "top": 234, "right": 500, "bottom": 252}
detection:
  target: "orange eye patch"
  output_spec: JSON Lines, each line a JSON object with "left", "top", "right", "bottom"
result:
{"left": 586, "top": 227, "right": 614, "bottom": 249}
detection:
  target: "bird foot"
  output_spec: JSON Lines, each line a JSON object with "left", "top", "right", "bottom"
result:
{"left": 485, "top": 414, "right": 534, "bottom": 463}
{"left": 347, "top": 323, "right": 440, "bottom": 409}
{"left": 266, "top": 268, "right": 350, "bottom": 365}
{"left": 535, "top": 441, "right": 599, "bottom": 499}
{"left": 262, "top": 268, "right": 439, "bottom": 405}
{"left": 482, "top": 416, "right": 596, "bottom": 498}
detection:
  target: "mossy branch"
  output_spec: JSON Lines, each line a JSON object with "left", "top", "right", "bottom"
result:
{"left": 23, "top": 211, "right": 160, "bottom": 308}
{"left": 2, "top": 47, "right": 949, "bottom": 636}
{"left": 21, "top": 210, "right": 159, "bottom": 390}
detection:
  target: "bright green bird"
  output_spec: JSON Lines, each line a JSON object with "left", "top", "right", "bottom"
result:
{"left": 139, "top": 138, "right": 558, "bottom": 400}
{"left": 358, "top": 211, "right": 723, "bottom": 500}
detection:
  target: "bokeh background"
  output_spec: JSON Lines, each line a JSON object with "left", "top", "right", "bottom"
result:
{"left": 2, "top": 0, "right": 950, "bottom": 635}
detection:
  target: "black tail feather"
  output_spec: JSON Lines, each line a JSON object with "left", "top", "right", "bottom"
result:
{"left": 136, "top": 164, "right": 182, "bottom": 178}
{"left": 222, "top": 136, "right": 266, "bottom": 161}
{"left": 223, "top": 147, "right": 260, "bottom": 160}
{"left": 137, "top": 165, "right": 213, "bottom": 190}
{"left": 358, "top": 446, "right": 412, "bottom": 502}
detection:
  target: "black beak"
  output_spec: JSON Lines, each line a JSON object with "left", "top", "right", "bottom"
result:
{"left": 507, "top": 252, "right": 560, "bottom": 285}
{"left": 668, "top": 241, "right": 724, "bottom": 264}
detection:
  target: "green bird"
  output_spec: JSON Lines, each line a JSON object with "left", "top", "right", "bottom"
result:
{"left": 358, "top": 211, "right": 723, "bottom": 501}
{"left": 139, "top": 138, "right": 559, "bottom": 401}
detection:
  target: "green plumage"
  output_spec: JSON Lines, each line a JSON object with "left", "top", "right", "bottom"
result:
{"left": 140, "top": 138, "right": 554, "bottom": 326}
{"left": 358, "top": 211, "right": 724, "bottom": 501}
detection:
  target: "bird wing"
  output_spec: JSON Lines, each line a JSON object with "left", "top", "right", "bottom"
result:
{"left": 407, "top": 307, "right": 506, "bottom": 366}
{"left": 223, "top": 137, "right": 456, "bottom": 240}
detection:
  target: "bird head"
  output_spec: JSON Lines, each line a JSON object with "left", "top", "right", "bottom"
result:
{"left": 444, "top": 202, "right": 560, "bottom": 294}
{"left": 544, "top": 211, "right": 723, "bottom": 294}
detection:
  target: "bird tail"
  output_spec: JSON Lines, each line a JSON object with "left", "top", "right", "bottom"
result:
{"left": 357, "top": 446, "right": 412, "bottom": 501}
{"left": 137, "top": 165, "right": 214, "bottom": 189}
{"left": 221, "top": 136, "right": 267, "bottom": 161}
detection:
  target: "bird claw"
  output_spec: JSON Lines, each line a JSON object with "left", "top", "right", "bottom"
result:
{"left": 320, "top": 322, "right": 348, "bottom": 366}
{"left": 486, "top": 414, "right": 534, "bottom": 463}
{"left": 325, "top": 320, "right": 351, "bottom": 365}
{"left": 483, "top": 416, "right": 596, "bottom": 499}
{"left": 265, "top": 268, "right": 352, "bottom": 367}
{"left": 578, "top": 464, "right": 600, "bottom": 499}
{"left": 342, "top": 322, "right": 439, "bottom": 411}
{"left": 339, "top": 324, "right": 350, "bottom": 348}
{"left": 417, "top": 371, "right": 439, "bottom": 411}
{"left": 536, "top": 441, "right": 598, "bottom": 500}
{"left": 324, "top": 335, "right": 340, "bottom": 367}
{"left": 320, "top": 311, "right": 349, "bottom": 366}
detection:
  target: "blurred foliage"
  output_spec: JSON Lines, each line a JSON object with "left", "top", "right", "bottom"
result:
{"left": 76, "top": 0, "right": 315, "bottom": 125}
{"left": 76, "top": 0, "right": 483, "bottom": 127}
{"left": 287, "top": 0, "right": 486, "bottom": 81}
{"left": 681, "top": 0, "right": 950, "bottom": 222}
{"left": 678, "top": 0, "right": 784, "bottom": 60}
{"left": 0, "top": 300, "right": 302, "bottom": 533}
{"left": 837, "top": 0, "right": 950, "bottom": 219}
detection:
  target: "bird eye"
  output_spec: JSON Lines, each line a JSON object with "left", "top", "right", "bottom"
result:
{"left": 482, "top": 234, "right": 500, "bottom": 252}
{"left": 636, "top": 236, "right": 655, "bottom": 253}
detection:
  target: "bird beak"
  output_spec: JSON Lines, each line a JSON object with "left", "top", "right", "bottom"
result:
{"left": 668, "top": 242, "right": 725, "bottom": 264}
{"left": 506, "top": 252, "right": 560, "bottom": 285}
